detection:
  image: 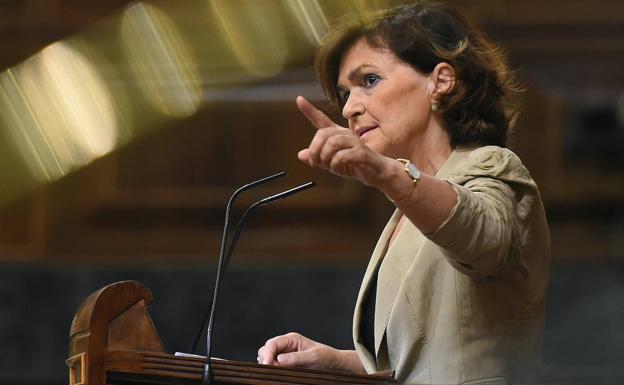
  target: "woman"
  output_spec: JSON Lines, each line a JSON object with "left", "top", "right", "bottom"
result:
{"left": 258, "top": 2, "right": 550, "bottom": 384}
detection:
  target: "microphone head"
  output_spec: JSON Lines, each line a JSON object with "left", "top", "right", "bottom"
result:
{"left": 258, "top": 181, "right": 315, "bottom": 205}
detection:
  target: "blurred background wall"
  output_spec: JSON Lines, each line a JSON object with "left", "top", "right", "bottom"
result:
{"left": 0, "top": 1, "right": 623, "bottom": 384}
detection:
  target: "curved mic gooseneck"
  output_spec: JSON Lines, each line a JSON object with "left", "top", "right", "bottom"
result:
{"left": 221, "top": 182, "right": 315, "bottom": 273}
{"left": 191, "top": 171, "right": 285, "bottom": 355}
{"left": 195, "top": 173, "right": 314, "bottom": 385}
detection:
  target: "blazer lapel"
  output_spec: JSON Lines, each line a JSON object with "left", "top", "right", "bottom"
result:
{"left": 374, "top": 217, "right": 424, "bottom": 356}
{"left": 353, "top": 209, "right": 402, "bottom": 369}
{"left": 372, "top": 146, "right": 475, "bottom": 356}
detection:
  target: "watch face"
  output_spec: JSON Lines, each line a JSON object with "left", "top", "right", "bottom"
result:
{"left": 406, "top": 163, "right": 421, "bottom": 180}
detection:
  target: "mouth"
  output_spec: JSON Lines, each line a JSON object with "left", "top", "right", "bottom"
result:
{"left": 356, "top": 125, "right": 378, "bottom": 138}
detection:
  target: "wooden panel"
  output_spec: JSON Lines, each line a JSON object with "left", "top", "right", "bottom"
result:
{"left": 37, "top": 101, "right": 391, "bottom": 263}
{"left": 0, "top": 0, "right": 623, "bottom": 263}
{"left": 0, "top": 190, "right": 46, "bottom": 259}
{"left": 0, "top": 0, "right": 133, "bottom": 69}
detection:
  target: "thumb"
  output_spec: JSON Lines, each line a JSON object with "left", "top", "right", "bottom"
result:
{"left": 276, "top": 351, "right": 304, "bottom": 367}
{"left": 277, "top": 348, "right": 333, "bottom": 369}
{"left": 297, "top": 148, "right": 310, "bottom": 162}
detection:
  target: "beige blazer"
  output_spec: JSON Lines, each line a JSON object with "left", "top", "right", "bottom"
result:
{"left": 353, "top": 146, "right": 551, "bottom": 385}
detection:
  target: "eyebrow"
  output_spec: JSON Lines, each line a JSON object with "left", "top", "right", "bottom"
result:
{"left": 337, "top": 63, "right": 378, "bottom": 89}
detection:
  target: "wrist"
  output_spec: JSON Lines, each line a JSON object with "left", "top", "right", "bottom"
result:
{"left": 335, "top": 349, "right": 366, "bottom": 373}
{"left": 379, "top": 158, "right": 421, "bottom": 204}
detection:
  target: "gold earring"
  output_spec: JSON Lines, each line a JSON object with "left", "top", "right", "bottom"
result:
{"left": 431, "top": 101, "right": 440, "bottom": 112}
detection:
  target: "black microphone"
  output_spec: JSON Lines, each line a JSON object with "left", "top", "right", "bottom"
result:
{"left": 190, "top": 171, "right": 286, "bottom": 355}
{"left": 199, "top": 177, "right": 315, "bottom": 385}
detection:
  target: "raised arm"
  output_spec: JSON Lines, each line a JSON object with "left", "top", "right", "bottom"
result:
{"left": 296, "top": 97, "right": 529, "bottom": 278}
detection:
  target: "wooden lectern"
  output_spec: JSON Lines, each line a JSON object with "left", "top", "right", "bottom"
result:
{"left": 67, "top": 280, "right": 396, "bottom": 385}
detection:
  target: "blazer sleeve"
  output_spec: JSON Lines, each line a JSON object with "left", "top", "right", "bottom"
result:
{"left": 426, "top": 146, "right": 542, "bottom": 278}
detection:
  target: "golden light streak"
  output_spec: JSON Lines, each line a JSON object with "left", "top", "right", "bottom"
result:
{"left": 0, "top": 42, "right": 118, "bottom": 182}
{"left": 286, "top": 0, "right": 329, "bottom": 47}
{"left": 351, "top": 0, "right": 394, "bottom": 15}
{"left": 209, "top": 0, "right": 288, "bottom": 78}
{"left": 617, "top": 93, "right": 624, "bottom": 127}
{"left": 121, "top": 2, "right": 202, "bottom": 118}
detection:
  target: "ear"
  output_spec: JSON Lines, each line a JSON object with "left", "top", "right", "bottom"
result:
{"left": 430, "top": 62, "right": 456, "bottom": 98}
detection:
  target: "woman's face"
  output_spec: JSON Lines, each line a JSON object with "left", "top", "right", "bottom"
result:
{"left": 337, "top": 37, "right": 435, "bottom": 159}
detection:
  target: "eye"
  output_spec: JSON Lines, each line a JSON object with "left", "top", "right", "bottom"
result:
{"left": 363, "top": 74, "right": 380, "bottom": 87}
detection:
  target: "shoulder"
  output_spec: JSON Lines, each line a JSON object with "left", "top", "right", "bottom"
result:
{"left": 448, "top": 145, "right": 536, "bottom": 189}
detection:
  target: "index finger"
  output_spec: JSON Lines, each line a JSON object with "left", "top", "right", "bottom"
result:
{"left": 296, "top": 96, "right": 336, "bottom": 129}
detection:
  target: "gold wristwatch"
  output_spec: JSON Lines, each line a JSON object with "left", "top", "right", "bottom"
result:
{"left": 397, "top": 158, "right": 421, "bottom": 185}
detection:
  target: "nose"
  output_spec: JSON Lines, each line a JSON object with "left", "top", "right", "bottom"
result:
{"left": 341, "top": 91, "right": 365, "bottom": 121}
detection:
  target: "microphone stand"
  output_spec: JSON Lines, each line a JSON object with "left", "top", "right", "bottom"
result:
{"left": 195, "top": 174, "right": 314, "bottom": 385}
{"left": 190, "top": 172, "right": 285, "bottom": 355}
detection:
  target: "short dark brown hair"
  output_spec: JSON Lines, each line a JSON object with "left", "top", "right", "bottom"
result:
{"left": 315, "top": 1, "right": 524, "bottom": 148}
